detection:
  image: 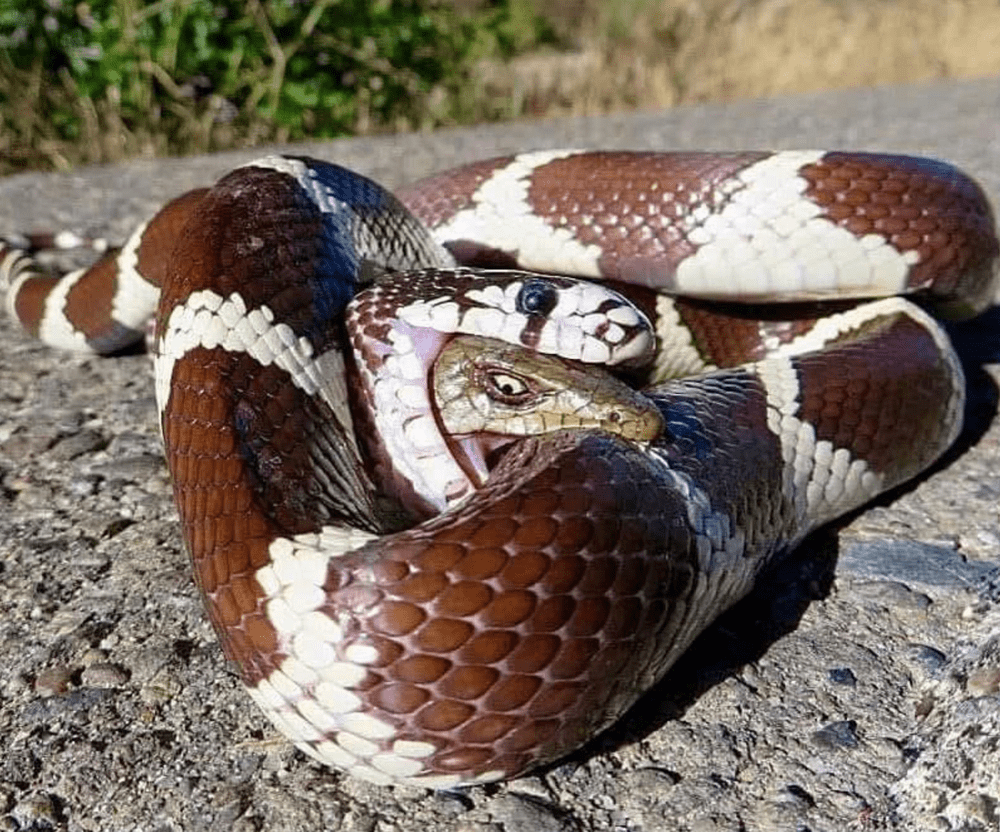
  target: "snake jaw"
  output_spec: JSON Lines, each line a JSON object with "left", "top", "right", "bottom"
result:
{"left": 345, "top": 271, "right": 665, "bottom": 519}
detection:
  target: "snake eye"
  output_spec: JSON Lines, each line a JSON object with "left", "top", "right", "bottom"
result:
{"left": 515, "top": 280, "right": 558, "bottom": 316}
{"left": 484, "top": 370, "right": 532, "bottom": 403}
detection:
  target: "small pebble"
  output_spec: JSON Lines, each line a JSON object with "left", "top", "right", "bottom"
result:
{"left": 942, "top": 792, "right": 996, "bottom": 828}
{"left": 67, "top": 475, "right": 100, "bottom": 497}
{"left": 81, "top": 648, "right": 109, "bottom": 667}
{"left": 11, "top": 793, "right": 58, "bottom": 828}
{"left": 850, "top": 579, "right": 931, "bottom": 610}
{"left": 50, "top": 429, "right": 107, "bottom": 460}
{"left": 904, "top": 644, "right": 948, "bottom": 675}
{"left": 778, "top": 784, "right": 814, "bottom": 808}
{"left": 91, "top": 454, "right": 164, "bottom": 482}
{"left": 488, "top": 793, "right": 576, "bottom": 832}
{"left": 34, "top": 667, "right": 73, "bottom": 697}
{"left": 828, "top": 667, "right": 857, "bottom": 686}
{"left": 811, "top": 720, "right": 859, "bottom": 750}
{"left": 81, "top": 662, "right": 129, "bottom": 689}
{"left": 966, "top": 666, "right": 1000, "bottom": 696}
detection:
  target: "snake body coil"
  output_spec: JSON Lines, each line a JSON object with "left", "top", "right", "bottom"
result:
{"left": 3, "top": 149, "right": 998, "bottom": 787}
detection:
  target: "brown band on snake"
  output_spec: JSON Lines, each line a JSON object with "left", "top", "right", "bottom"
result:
{"left": 163, "top": 343, "right": 286, "bottom": 683}
{"left": 800, "top": 152, "right": 1000, "bottom": 315}
{"left": 5, "top": 262, "right": 51, "bottom": 338}
{"left": 156, "top": 167, "right": 331, "bottom": 345}
{"left": 132, "top": 187, "right": 210, "bottom": 290}
{"left": 524, "top": 151, "right": 772, "bottom": 285}
{"left": 397, "top": 155, "right": 518, "bottom": 227}
{"left": 792, "top": 310, "right": 962, "bottom": 476}
{"left": 663, "top": 298, "right": 844, "bottom": 370}
{"left": 64, "top": 255, "right": 145, "bottom": 352}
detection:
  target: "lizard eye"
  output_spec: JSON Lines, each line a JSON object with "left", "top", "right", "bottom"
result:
{"left": 485, "top": 370, "right": 532, "bottom": 403}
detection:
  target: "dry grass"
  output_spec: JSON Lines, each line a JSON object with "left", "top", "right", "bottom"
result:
{"left": 484, "top": 0, "right": 1000, "bottom": 118}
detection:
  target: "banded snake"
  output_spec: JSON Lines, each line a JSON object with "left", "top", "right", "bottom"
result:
{"left": 2, "top": 149, "right": 997, "bottom": 788}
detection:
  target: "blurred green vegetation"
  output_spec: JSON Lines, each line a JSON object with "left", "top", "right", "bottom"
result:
{"left": 0, "top": 0, "right": 558, "bottom": 173}
{"left": 4, "top": 0, "right": 999, "bottom": 174}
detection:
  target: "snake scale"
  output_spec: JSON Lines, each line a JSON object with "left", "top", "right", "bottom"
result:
{"left": 2, "top": 149, "right": 998, "bottom": 788}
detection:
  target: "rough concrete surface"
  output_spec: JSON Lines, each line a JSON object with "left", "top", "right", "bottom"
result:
{"left": 1, "top": 78, "right": 999, "bottom": 832}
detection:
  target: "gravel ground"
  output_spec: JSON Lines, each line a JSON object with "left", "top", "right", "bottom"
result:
{"left": 1, "top": 77, "right": 999, "bottom": 832}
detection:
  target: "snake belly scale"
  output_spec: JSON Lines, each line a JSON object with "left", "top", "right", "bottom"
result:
{"left": 2, "top": 149, "right": 997, "bottom": 787}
